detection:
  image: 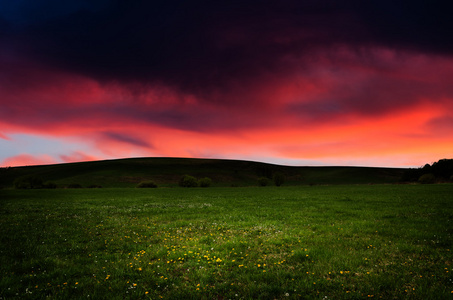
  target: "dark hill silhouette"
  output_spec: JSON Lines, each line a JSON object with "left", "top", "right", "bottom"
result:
{"left": 0, "top": 157, "right": 407, "bottom": 188}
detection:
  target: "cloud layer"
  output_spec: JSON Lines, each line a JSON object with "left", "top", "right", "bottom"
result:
{"left": 1, "top": 1, "right": 452, "bottom": 167}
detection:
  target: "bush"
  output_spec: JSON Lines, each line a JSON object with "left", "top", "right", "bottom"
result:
{"left": 198, "top": 177, "right": 212, "bottom": 187}
{"left": 418, "top": 173, "right": 436, "bottom": 184}
{"left": 179, "top": 175, "right": 199, "bottom": 187}
{"left": 136, "top": 181, "right": 158, "bottom": 188}
{"left": 14, "top": 175, "right": 43, "bottom": 189}
{"left": 258, "top": 177, "right": 270, "bottom": 187}
{"left": 273, "top": 172, "right": 285, "bottom": 186}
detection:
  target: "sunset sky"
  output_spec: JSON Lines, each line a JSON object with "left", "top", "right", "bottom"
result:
{"left": 1, "top": 1, "right": 452, "bottom": 167}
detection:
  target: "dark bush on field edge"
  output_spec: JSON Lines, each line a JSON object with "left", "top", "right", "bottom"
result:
{"left": 179, "top": 175, "right": 199, "bottom": 187}
{"left": 14, "top": 176, "right": 58, "bottom": 189}
{"left": 136, "top": 181, "right": 158, "bottom": 188}
{"left": 14, "top": 175, "right": 43, "bottom": 189}
{"left": 258, "top": 177, "right": 271, "bottom": 187}
{"left": 273, "top": 172, "right": 285, "bottom": 187}
{"left": 418, "top": 173, "right": 436, "bottom": 184}
{"left": 198, "top": 177, "right": 212, "bottom": 187}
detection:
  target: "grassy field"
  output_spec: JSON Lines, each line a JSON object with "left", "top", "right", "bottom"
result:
{"left": 1, "top": 184, "right": 452, "bottom": 299}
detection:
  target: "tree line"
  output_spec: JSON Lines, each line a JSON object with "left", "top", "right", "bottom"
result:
{"left": 401, "top": 158, "right": 453, "bottom": 183}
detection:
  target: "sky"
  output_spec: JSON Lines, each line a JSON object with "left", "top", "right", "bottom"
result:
{"left": 1, "top": 0, "right": 452, "bottom": 168}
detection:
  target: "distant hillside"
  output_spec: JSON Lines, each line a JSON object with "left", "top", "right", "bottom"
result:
{"left": 0, "top": 157, "right": 406, "bottom": 188}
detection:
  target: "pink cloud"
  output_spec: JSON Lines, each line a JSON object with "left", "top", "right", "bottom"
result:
{"left": 2, "top": 154, "right": 57, "bottom": 167}
{"left": 59, "top": 151, "right": 99, "bottom": 164}
{"left": 0, "top": 46, "right": 452, "bottom": 167}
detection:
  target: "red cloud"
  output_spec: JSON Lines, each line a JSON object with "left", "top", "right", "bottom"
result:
{"left": 59, "top": 151, "right": 99, "bottom": 164}
{"left": 1, "top": 45, "right": 452, "bottom": 167}
{"left": 2, "top": 154, "right": 57, "bottom": 167}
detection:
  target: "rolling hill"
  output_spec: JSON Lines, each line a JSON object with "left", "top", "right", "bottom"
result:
{"left": 0, "top": 157, "right": 407, "bottom": 188}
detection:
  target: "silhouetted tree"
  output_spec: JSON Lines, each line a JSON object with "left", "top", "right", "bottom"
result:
{"left": 401, "top": 158, "right": 453, "bottom": 182}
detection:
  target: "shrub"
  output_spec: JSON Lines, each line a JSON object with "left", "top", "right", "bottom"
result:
{"left": 258, "top": 177, "right": 270, "bottom": 187}
{"left": 273, "top": 172, "right": 285, "bottom": 187}
{"left": 14, "top": 175, "right": 43, "bottom": 189}
{"left": 198, "top": 177, "right": 212, "bottom": 187}
{"left": 179, "top": 175, "right": 198, "bottom": 187}
{"left": 136, "top": 181, "right": 158, "bottom": 188}
{"left": 418, "top": 173, "right": 436, "bottom": 184}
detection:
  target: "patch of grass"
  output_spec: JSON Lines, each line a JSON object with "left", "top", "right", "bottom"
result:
{"left": 1, "top": 184, "right": 452, "bottom": 299}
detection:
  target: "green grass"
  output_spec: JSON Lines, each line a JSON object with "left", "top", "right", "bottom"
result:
{"left": 1, "top": 184, "right": 452, "bottom": 299}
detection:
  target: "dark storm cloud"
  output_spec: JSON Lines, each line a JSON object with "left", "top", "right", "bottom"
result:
{"left": 355, "top": 1, "right": 453, "bottom": 55}
{"left": 102, "top": 131, "right": 152, "bottom": 148}
{"left": 3, "top": 0, "right": 453, "bottom": 98}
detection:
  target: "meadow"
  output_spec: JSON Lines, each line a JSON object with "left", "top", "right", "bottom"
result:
{"left": 1, "top": 184, "right": 452, "bottom": 299}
